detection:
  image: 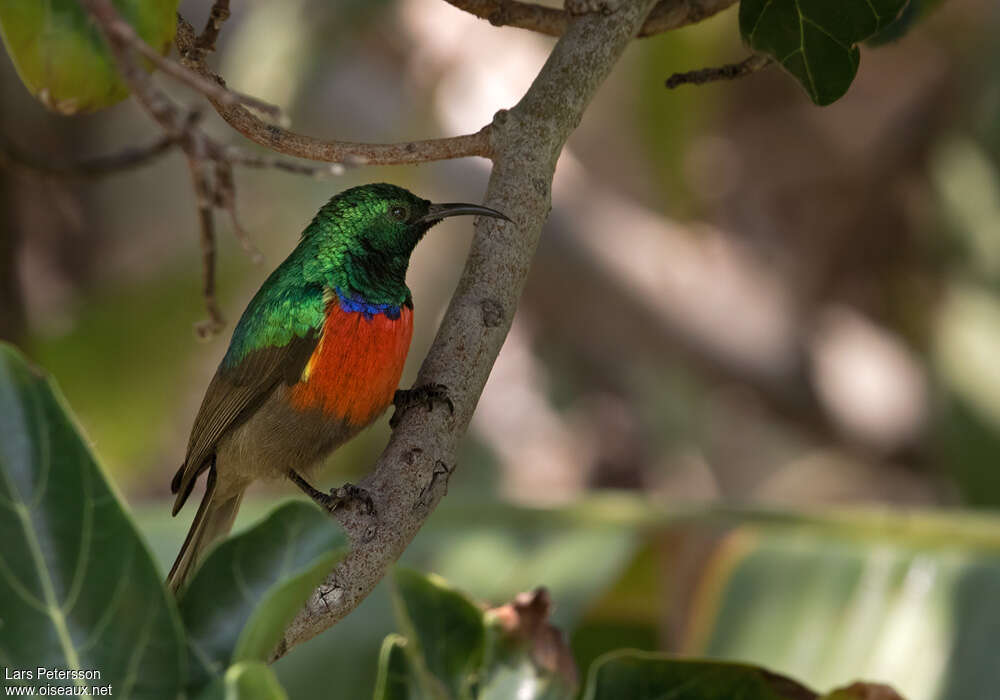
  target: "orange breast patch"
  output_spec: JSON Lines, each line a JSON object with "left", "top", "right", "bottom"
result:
{"left": 290, "top": 303, "right": 414, "bottom": 427}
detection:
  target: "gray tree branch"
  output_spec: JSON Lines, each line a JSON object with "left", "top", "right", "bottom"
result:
{"left": 274, "top": 0, "right": 660, "bottom": 658}
{"left": 443, "top": 0, "right": 737, "bottom": 38}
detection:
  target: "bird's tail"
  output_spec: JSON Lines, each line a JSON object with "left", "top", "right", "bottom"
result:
{"left": 167, "top": 469, "right": 244, "bottom": 593}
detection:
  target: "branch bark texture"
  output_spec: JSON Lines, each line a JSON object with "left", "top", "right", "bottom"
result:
{"left": 275, "top": 0, "right": 660, "bottom": 657}
{"left": 173, "top": 18, "right": 492, "bottom": 165}
{"left": 444, "top": 0, "right": 737, "bottom": 38}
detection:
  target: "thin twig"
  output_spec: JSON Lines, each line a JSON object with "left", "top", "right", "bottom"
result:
{"left": 187, "top": 156, "right": 226, "bottom": 338}
{"left": 173, "top": 16, "right": 493, "bottom": 165}
{"left": 442, "top": 0, "right": 738, "bottom": 38}
{"left": 214, "top": 161, "right": 263, "bottom": 264}
{"left": 79, "top": 0, "right": 356, "bottom": 334}
{"left": 665, "top": 54, "right": 771, "bottom": 89}
{"left": 102, "top": 14, "right": 282, "bottom": 120}
{"left": 223, "top": 148, "right": 347, "bottom": 177}
{"left": 0, "top": 133, "right": 176, "bottom": 178}
{"left": 197, "top": 0, "right": 231, "bottom": 53}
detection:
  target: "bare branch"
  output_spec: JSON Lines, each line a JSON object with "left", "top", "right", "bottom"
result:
{"left": 173, "top": 17, "right": 492, "bottom": 165}
{"left": 214, "top": 160, "right": 263, "bottom": 264}
{"left": 77, "top": 0, "right": 348, "bottom": 179}
{"left": 0, "top": 133, "right": 176, "bottom": 178}
{"left": 275, "top": 0, "right": 661, "bottom": 658}
{"left": 197, "top": 0, "right": 232, "bottom": 54}
{"left": 442, "top": 0, "right": 738, "bottom": 38}
{"left": 223, "top": 149, "right": 347, "bottom": 177}
{"left": 637, "top": 0, "right": 739, "bottom": 37}
{"left": 187, "top": 156, "right": 226, "bottom": 338}
{"left": 444, "top": 0, "right": 565, "bottom": 35}
{"left": 78, "top": 0, "right": 357, "bottom": 331}
{"left": 665, "top": 54, "right": 771, "bottom": 89}
{"left": 99, "top": 11, "right": 282, "bottom": 121}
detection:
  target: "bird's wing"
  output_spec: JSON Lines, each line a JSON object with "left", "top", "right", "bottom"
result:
{"left": 171, "top": 324, "right": 321, "bottom": 515}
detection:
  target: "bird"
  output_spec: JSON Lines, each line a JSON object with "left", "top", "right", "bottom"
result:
{"left": 166, "top": 183, "right": 509, "bottom": 592}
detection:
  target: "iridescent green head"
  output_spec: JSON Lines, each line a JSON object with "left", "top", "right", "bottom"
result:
{"left": 298, "top": 183, "right": 509, "bottom": 307}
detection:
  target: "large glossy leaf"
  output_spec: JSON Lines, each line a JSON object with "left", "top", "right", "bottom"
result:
{"left": 739, "top": 0, "right": 909, "bottom": 105}
{"left": 0, "top": 343, "right": 185, "bottom": 698}
{"left": 583, "top": 652, "right": 818, "bottom": 699}
{"left": 178, "top": 501, "right": 348, "bottom": 690}
{"left": 0, "top": 0, "right": 178, "bottom": 114}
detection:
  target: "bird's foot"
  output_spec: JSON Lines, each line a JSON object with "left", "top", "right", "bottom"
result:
{"left": 288, "top": 470, "right": 374, "bottom": 516}
{"left": 326, "top": 482, "right": 375, "bottom": 516}
{"left": 390, "top": 383, "right": 454, "bottom": 429}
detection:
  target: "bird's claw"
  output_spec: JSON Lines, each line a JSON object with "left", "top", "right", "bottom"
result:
{"left": 288, "top": 470, "right": 375, "bottom": 516}
{"left": 326, "top": 482, "right": 375, "bottom": 516}
{"left": 390, "top": 383, "right": 454, "bottom": 428}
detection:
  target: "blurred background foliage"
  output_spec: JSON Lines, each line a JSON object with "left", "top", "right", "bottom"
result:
{"left": 3, "top": 0, "right": 1000, "bottom": 698}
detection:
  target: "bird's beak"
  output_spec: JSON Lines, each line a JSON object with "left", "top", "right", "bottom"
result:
{"left": 418, "top": 202, "right": 512, "bottom": 224}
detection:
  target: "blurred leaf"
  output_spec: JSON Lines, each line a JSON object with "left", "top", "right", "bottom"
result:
{"left": 372, "top": 635, "right": 423, "bottom": 700}
{"left": 867, "top": 0, "right": 945, "bottom": 45}
{"left": 392, "top": 568, "right": 486, "bottom": 699}
{"left": 934, "top": 396, "right": 1000, "bottom": 508}
{"left": 0, "top": 0, "right": 178, "bottom": 114}
{"left": 931, "top": 140, "right": 1000, "bottom": 281}
{"left": 635, "top": 8, "right": 735, "bottom": 214}
{"left": 196, "top": 662, "right": 290, "bottom": 700}
{"left": 178, "top": 502, "right": 348, "bottom": 690}
{"left": 569, "top": 540, "right": 672, "bottom": 675}
{"left": 0, "top": 342, "right": 185, "bottom": 698}
{"left": 935, "top": 282, "right": 1000, "bottom": 433}
{"left": 387, "top": 571, "right": 577, "bottom": 700}
{"left": 27, "top": 262, "right": 223, "bottom": 486}
{"left": 480, "top": 590, "right": 578, "bottom": 700}
{"left": 820, "top": 682, "right": 905, "bottom": 700}
{"left": 739, "top": 0, "right": 908, "bottom": 105}
{"left": 686, "top": 525, "right": 1000, "bottom": 700}
{"left": 583, "top": 652, "right": 819, "bottom": 699}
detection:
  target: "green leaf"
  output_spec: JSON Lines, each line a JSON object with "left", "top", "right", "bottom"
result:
{"left": 386, "top": 571, "right": 578, "bottom": 700}
{"left": 392, "top": 568, "right": 487, "bottom": 699}
{"left": 223, "top": 662, "right": 290, "bottom": 700}
{"left": 867, "top": 0, "right": 945, "bottom": 45}
{"left": 0, "top": 342, "right": 185, "bottom": 698}
{"left": 583, "top": 652, "right": 818, "bottom": 700}
{"left": 372, "top": 635, "right": 425, "bottom": 700}
{"left": 819, "top": 683, "right": 904, "bottom": 700}
{"left": 178, "top": 501, "right": 348, "bottom": 690}
{"left": 196, "top": 662, "right": 290, "bottom": 700}
{"left": 0, "top": 0, "right": 178, "bottom": 114}
{"left": 739, "top": 0, "right": 909, "bottom": 105}
{"left": 686, "top": 524, "right": 997, "bottom": 699}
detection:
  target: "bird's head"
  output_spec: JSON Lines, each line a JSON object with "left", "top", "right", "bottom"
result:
{"left": 300, "top": 183, "right": 509, "bottom": 305}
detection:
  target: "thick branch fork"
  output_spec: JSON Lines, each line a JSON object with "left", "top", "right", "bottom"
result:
{"left": 275, "top": 0, "right": 661, "bottom": 658}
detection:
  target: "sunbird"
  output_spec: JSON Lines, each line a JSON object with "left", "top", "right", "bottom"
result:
{"left": 167, "top": 183, "right": 509, "bottom": 591}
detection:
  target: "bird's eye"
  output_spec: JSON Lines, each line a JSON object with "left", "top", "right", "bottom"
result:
{"left": 390, "top": 205, "right": 408, "bottom": 221}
